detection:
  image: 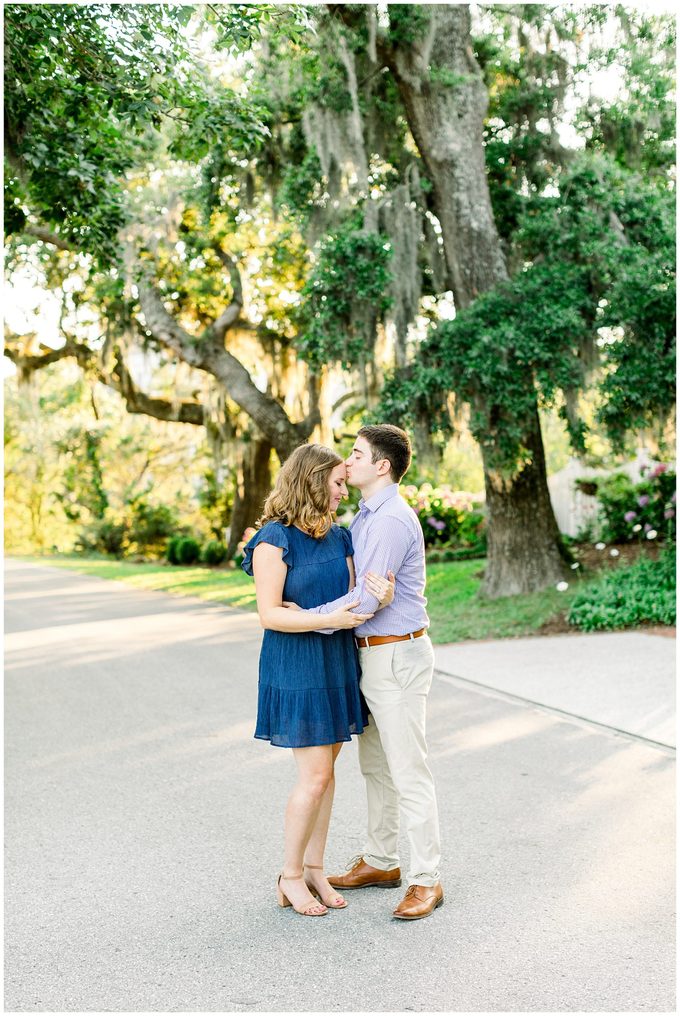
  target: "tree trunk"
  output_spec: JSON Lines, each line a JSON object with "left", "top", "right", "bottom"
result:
{"left": 384, "top": 5, "right": 507, "bottom": 307}
{"left": 482, "top": 407, "right": 570, "bottom": 597}
{"left": 383, "top": 5, "right": 567, "bottom": 596}
{"left": 226, "top": 435, "right": 273, "bottom": 558}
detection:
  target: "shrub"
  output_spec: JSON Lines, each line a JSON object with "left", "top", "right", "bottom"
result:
{"left": 176, "top": 537, "right": 201, "bottom": 565}
{"left": 401, "top": 483, "right": 487, "bottom": 552}
{"left": 567, "top": 547, "right": 676, "bottom": 631}
{"left": 95, "top": 520, "right": 129, "bottom": 557}
{"left": 591, "top": 465, "right": 675, "bottom": 545}
{"left": 202, "top": 540, "right": 228, "bottom": 566}
{"left": 166, "top": 536, "right": 182, "bottom": 565}
{"left": 75, "top": 516, "right": 129, "bottom": 557}
{"left": 129, "top": 500, "right": 179, "bottom": 557}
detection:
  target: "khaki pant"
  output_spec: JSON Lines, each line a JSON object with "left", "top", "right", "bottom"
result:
{"left": 357, "top": 635, "right": 441, "bottom": 886}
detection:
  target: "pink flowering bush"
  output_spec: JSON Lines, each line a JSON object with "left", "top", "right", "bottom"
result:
{"left": 401, "top": 483, "right": 486, "bottom": 554}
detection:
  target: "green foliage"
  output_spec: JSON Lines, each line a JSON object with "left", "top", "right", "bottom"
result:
{"left": 387, "top": 5, "right": 430, "bottom": 46}
{"left": 205, "top": 4, "right": 314, "bottom": 52}
{"left": 176, "top": 536, "right": 201, "bottom": 565}
{"left": 589, "top": 466, "right": 676, "bottom": 544}
{"left": 595, "top": 190, "right": 675, "bottom": 449}
{"left": 54, "top": 427, "right": 108, "bottom": 523}
{"left": 167, "top": 90, "right": 270, "bottom": 164}
{"left": 592, "top": 473, "right": 636, "bottom": 543}
{"left": 380, "top": 151, "right": 675, "bottom": 476}
{"left": 278, "top": 148, "right": 325, "bottom": 222}
{"left": 76, "top": 517, "right": 129, "bottom": 558}
{"left": 298, "top": 221, "right": 393, "bottom": 369}
{"left": 128, "top": 500, "right": 179, "bottom": 557}
{"left": 567, "top": 547, "right": 676, "bottom": 631}
{"left": 202, "top": 540, "right": 228, "bottom": 566}
{"left": 369, "top": 362, "right": 454, "bottom": 442}
{"left": 196, "top": 470, "right": 233, "bottom": 540}
{"left": 4, "top": 4, "right": 268, "bottom": 263}
{"left": 578, "top": 12, "right": 676, "bottom": 176}
{"left": 76, "top": 499, "right": 181, "bottom": 559}
{"left": 475, "top": 8, "right": 577, "bottom": 241}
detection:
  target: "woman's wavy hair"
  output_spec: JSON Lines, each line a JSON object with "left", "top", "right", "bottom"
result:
{"left": 257, "top": 443, "right": 344, "bottom": 538}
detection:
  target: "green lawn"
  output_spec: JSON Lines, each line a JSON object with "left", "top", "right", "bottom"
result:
{"left": 15, "top": 553, "right": 582, "bottom": 643}
{"left": 426, "top": 561, "right": 579, "bottom": 641}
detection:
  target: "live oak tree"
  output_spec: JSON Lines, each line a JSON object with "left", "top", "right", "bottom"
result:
{"left": 5, "top": 4, "right": 675, "bottom": 590}
{"left": 4, "top": 3, "right": 317, "bottom": 554}
{"left": 284, "top": 4, "right": 674, "bottom": 595}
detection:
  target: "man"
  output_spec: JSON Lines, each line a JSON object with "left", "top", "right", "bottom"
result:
{"left": 308, "top": 424, "right": 443, "bottom": 921}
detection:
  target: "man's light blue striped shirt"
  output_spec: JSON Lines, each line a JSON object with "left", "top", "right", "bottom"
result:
{"left": 310, "top": 483, "right": 429, "bottom": 636}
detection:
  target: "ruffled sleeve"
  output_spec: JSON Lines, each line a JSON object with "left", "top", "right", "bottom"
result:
{"left": 241, "top": 522, "right": 292, "bottom": 577}
{"left": 335, "top": 524, "right": 354, "bottom": 558}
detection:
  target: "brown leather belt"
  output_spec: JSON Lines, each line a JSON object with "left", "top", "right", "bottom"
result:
{"left": 355, "top": 628, "right": 427, "bottom": 649}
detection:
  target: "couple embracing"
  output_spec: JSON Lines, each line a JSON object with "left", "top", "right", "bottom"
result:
{"left": 242, "top": 424, "right": 443, "bottom": 921}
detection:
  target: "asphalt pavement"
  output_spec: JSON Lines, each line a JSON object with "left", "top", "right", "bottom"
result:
{"left": 4, "top": 559, "right": 676, "bottom": 1012}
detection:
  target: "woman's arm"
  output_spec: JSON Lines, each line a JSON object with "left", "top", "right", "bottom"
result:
{"left": 252, "top": 543, "right": 373, "bottom": 632}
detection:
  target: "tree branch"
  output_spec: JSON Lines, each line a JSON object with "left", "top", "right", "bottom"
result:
{"left": 19, "top": 223, "right": 76, "bottom": 252}
{"left": 137, "top": 264, "right": 310, "bottom": 460}
{"left": 206, "top": 246, "right": 244, "bottom": 344}
{"left": 4, "top": 329, "right": 206, "bottom": 426}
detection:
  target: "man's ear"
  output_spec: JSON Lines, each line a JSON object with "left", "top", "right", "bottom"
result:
{"left": 377, "top": 458, "right": 392, "bottom": 477}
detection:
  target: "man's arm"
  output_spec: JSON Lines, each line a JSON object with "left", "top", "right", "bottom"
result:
{"left": 308, "top": 515, "right": 411, "bottom": 630}
{"left": 252, "top": 543, "right": 373, "bottom": 631}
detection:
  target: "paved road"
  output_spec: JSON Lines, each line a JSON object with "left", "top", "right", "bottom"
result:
{"left": 4, "top": 560, "right": 675, "bottom": 1012}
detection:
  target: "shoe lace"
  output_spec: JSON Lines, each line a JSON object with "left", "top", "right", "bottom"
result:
{"left": 345, "top": 854, "right": 363, "bottom": 872}
{"left": 404, "top": 885, "right": 418, "bottom": 898}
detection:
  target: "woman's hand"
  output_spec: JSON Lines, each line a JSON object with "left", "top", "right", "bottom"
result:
{"left": 328, "top": 600, "right": 374, "bottom": 629}
{"left": 365, "top": 570, "right": 396, "bottom": 608}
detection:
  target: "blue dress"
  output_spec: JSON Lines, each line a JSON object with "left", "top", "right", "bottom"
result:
{"left": 241, "top": 521, "right": 368, "bottom": 748}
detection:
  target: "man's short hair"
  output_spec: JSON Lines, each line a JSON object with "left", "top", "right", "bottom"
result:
{"left": 357, "top": 424, "right": 412, "bottom": 483}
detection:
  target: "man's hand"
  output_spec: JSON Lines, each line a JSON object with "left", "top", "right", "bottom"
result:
{"left": 365, "top": 570, "right": 396, "bottom": 609}
{"left": 282, "top": 601, "right": 302, "bottom": 611}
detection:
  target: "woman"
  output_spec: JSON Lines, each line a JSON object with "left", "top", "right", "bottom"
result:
{"left": 241, "top": 444, "right": 393, "bottom": 917}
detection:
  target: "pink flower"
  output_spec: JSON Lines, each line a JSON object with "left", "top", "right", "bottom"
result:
{"left": 638, "top": 495, "right": 650, "bottom": 507}
{"left": 624, "top": 511, "right": 637, "bottom": 523}
{"left": 651, "top": 463, "right": 669, "bottom": 477}
{"left": 664, "top": 509, "right": 675, "bottom": 519}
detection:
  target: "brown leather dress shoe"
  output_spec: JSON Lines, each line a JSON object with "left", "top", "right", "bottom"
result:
{"left": 327, "top": 856, "right": 402, "bottom": 890}
{"left": 392, "top": 882, "right": 444, "bottom": 920}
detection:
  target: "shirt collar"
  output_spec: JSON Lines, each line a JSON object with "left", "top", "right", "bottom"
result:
{"left": 358, "top": 483, "right": 399, "bottom": 515}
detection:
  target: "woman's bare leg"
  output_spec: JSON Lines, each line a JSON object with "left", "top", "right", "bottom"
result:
{"left": 304, "top": 743, "right": 346, "bottom": 906}
{"left": 280, "top": 744, "right": 334, "bottom": 912}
